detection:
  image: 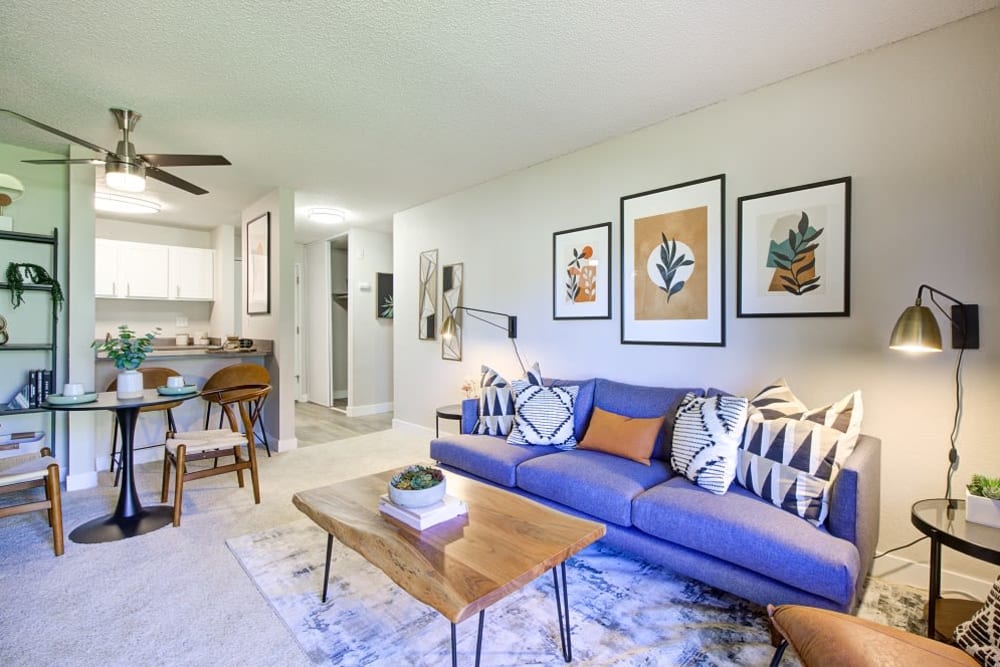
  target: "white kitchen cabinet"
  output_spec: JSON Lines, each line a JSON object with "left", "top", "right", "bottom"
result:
{"left": 94, "top": 238, "right": 118, "bottom": 297}
{"left": 168, "top": 246, "right": 214, "bottom": 300}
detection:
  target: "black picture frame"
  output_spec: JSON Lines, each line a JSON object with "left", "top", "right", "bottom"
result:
{"left": 246, "top": 212, "right": 270, "bottom": 315}
{"left": 552, "top": 222, "right": 612, "bottom": 320}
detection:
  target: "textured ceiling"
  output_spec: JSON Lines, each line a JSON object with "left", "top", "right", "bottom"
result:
{"left": 0, "top": 1, "right": 995, "bottom": 242}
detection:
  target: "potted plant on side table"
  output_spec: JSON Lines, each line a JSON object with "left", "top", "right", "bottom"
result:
{"left": 966, "top": 474, "right": 1000, "bottom": 529}
{"left": 93, "top": 325, "right": 160, "bottom": 399}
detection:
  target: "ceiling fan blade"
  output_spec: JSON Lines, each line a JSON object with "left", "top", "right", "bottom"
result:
{"left": 0, "top": 108, "right": 117, "bottom": 156}
{"left": 147, "top": 166, "right": 209, "bottom": 195}
{"left": 22, "top": 158, "right": 106, "bottom": 165}
{"left": 140, "top": 154, "right": 231, "bottom": 167}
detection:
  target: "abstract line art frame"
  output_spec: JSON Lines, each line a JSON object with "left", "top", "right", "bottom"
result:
{"left": 620, "top": 174, "right": 726, "bottom": 346}
{"left": 441, "top": 262, "right": 463, "bottom": 361}
{"left": 418, "top": 249, "right": 438, "bottom": 339}
{"left": 246, "top": 212, "right": 270, "bottom": 315}
{"left": 553, "top": 222, "right": 612, "bottom": 320}
{"left": 737, "top": 176, "right": 851, "bottom": 318}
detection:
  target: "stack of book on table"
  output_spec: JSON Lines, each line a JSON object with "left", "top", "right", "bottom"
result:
{"left": 378, "top": 494, "right": 468, "bottom": 530}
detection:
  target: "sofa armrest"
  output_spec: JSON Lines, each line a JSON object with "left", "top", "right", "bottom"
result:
{"left": 461, "top": 398, "right": 478, "bottom": 435}
{"left": 828, "top": 434, "right": 881, "bottom": 585}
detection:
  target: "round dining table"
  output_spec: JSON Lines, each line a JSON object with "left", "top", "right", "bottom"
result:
{"left": 46, "top": 388, "right": 201, "bottom": 543}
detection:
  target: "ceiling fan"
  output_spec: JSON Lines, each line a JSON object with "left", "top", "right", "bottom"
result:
{"left": 0, "top": 107, "right": 230, "bottom": 195}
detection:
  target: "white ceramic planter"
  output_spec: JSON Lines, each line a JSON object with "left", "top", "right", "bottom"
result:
{"left": 388, "top": 478, "right": 447, "bottom": 508}
{"left": 116, "top": 369, "right": 144, "bottom": 399}
{"left": 966, "top": 492, "right": 1000, "bottom": 529}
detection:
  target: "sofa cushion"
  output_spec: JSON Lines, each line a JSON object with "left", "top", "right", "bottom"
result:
{"left": 591, "top": 379, "right": 702, "bottom": 462}
{"left": 507, "top": 380, "right": 579, "bottom": 448}
{"left": 670, "top": 392, "right": 749, "bottom": 494}
{"left": 430, "top": 434, "right": 554, "bottom": 487}
{"left": 474, "top": 366, "right": 516, "bottom": 436}
{"left": 517, "top": 449, "right": 672, "bottom": 526}
{"left": 632, "top": 476, "right": 860, "bottom": 604}
{"left": 578, "top": 407, "right": 664, "bottom": 465}
{"left": 547, "top": 378, "right": 595, "bottom": 442}
{"left": 736, "top": 378, "right": 864, "bottom": 526}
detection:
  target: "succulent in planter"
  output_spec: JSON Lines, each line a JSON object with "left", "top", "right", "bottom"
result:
{"left": 390, "top": 465, "right": 444, "bottom": 490}
{"left": 968, "top": 474, "right": 1000, "bottom": 500}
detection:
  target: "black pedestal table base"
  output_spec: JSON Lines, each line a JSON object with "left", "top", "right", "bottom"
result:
{"left": 69, "top": 506, "right": 175, "bottom": 543}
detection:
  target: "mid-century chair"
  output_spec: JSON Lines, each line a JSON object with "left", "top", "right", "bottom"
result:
{"left": 107, "top": 366, "right": 182, "bottom": 486}
{"left": 161, "top": 383, "right": 271, "bottom": 527}
{"left": 0, "top": 447, "right": 64, "bottom": 556}
{"left": 202, "top": 363, "right": 271, "bottom": 456}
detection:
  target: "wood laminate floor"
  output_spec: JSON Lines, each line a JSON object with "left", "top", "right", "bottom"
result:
{"left": 295, "top": 401, "right": 393, "bottom": 447}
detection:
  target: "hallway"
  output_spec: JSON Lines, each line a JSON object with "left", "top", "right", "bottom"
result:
{"left": 294, "top": 401, "right": 393, "bottom": 447}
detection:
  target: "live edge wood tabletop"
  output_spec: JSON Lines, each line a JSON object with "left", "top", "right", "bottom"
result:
{"left": 292, "top": 468, "right": 606, "bottom": 624}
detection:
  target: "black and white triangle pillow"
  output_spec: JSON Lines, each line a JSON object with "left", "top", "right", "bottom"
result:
{"left": 507, "top": 379, "right": 578, "bottom": 448}
{"left": 670, "top": 393, "right": 750, "bottom": 495}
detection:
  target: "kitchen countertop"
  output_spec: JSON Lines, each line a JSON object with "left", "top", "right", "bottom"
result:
{"left": 95, "top": 339, "right": 273, "bottom": 360}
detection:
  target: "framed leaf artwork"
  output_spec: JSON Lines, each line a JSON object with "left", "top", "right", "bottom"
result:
{"left": 552, "top": 222, "right": 612, "bottom": 320}
{"left": 737, "top": 177, "right": 851, "bottom": 317}
{"left": 620, "top": 174, "right": 726, "bottom": 346}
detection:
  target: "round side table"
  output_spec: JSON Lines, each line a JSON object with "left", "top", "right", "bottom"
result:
{"left": 911, "top": 498, "right": 1000, "bottom": 640}
{"left": 435, "top": 404, "right": 463, "bottom": 437}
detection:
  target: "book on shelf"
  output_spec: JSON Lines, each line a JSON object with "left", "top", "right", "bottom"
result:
{"left": 27, "top": 370, "right": 38, "bottom": 408}
{"left": 40, "top": 370, "right": 52, "bottom": 401}
{"left": 378, "top": 494, "right": 468, "bottom": 530}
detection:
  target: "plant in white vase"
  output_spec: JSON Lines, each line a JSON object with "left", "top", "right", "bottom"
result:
{"left": 966, "top": 474, "right": 1000, "bottom": 529}
{"left": 93, "top": 325, "right": 160, "bottom": 399}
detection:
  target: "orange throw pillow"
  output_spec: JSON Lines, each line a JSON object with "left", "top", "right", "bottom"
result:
{"left": 578, "top": 407, "right": 665, "bottom": 466}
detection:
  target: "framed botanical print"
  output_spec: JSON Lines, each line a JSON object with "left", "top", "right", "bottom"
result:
{"left": 552, "top": 222, "right": 612, "bottom": 320}
{"left": 246, "top": 213, "right": 270, "bottom": 315}
{"left": 737, "top": 177, "right": 851, "bottom": 317}
{"left": 620, "top": 174, "right": 726, "bottom": 346}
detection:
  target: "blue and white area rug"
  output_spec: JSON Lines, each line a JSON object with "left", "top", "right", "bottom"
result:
{"left": 227, "top": 519, "right": 925, "bottom": 666}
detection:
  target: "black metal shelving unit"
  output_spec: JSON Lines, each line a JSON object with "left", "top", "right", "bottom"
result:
{"left": 0, "top": 228, "right": 59, "bottom": 441}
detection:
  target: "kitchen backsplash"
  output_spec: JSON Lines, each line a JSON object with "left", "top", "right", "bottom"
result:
{"left": 95, "top": 299, "right": 215, "bottom": 340}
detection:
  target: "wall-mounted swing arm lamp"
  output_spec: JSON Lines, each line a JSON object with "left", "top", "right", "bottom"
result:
{"left": 889, "top": 284, "right": 979, "bottom": 504}
{"left": 441, "top": 306, "right": 517, "bottom": 340}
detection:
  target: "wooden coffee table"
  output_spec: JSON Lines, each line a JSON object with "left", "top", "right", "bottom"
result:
{"left": 292, "top": 468, "right": 605, "bottom": 666}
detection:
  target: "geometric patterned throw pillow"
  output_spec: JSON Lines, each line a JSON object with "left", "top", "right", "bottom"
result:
{"left": 506, "top": 380, "right": 578, "bottom": 448}
{"left": 955, "top": 575, "right": 1000, "bottom": 666}
{"left": 670, "top": 392, "right": 749, "bottom": 495}
{"left": 736, "top": 379, "right": 863, "bottom": 526}
{"left": 474, "top": 366, "right": 515, "bottom": 436}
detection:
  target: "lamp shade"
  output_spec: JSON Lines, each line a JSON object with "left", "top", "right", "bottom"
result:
{"left": 441, "top": 315, "right": 457, "bottom": 340}
{"left": 889, "top": 305, "right": 942, "bottom": 352}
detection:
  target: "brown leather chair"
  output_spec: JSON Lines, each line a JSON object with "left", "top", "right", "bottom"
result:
{"left": 202, "top": 363, "right": 271, "bottom": 456}
{"left": 0, "top": 447, "right": 64, "bottom": 556}
{"left": 160, "top": 384, "right": 271, "bottom": 526}
{"left": 106, "top": 366, "right": 183, "bottom": 486}
{"left": 768, "top": 604, "right": 979, "bottom": 666}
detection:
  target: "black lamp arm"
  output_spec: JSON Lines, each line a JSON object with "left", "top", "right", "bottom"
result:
{"left": 915, "top": 284, "right": 966, "bottom": 308}
{"left": 451, "top": 306, "right": 517, "bottom": 338}
{"left": 916, "top": 284, "right": 979, "bottom": 349}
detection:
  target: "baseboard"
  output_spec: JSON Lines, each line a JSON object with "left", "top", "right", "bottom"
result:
{"left": 392, "top": 418, "right": 434, "bottom": 436}
{"left": 346, "top": 401, "right": 393, "bottom": 417}
{"left": 66, "top": 470, "right": 98, "bottom": 491}
{"left": 273, "top": 435, "right": 298, "bottom": 452}
{"left": 872, "top": 553, "right": 991, "bottom": 602}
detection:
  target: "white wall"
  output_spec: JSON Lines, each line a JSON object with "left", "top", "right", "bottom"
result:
{"left": 241, "top": 188, "right": 297, "bottom": 451}
{"left": 348, "top": 227, "right": 393, "bottom": 415}
{"left": 394, "top": 10, "right": 1000, "bottom": 591}
{"left": 210, "top": 224, "right": 237, "bottom": 338}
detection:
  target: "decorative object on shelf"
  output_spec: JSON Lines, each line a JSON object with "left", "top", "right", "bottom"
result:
{"left": 387, "top": 465, "right": 446, "bottom": 508}
{"left": 553, "top": 222, "right": 612, "bottom": 320}
{"left": 737, "top": 177, "right": 851, "bottom": 317}
{"left": 0, "top": 314, "right": 7, "bottom": 345}
{"left": 418, "top": 249, "right": 437, "bottom": 339}
{"left": 4, "top": 262, "right": 64, "bottom": 312}
{"left": 965, "top": 475, "right": 1000, "bottom": 528}
{"left": 620, "top": 174, "right": 725, "bottom": 346}
{"left": 441, "top": 263, "right": 464, "bottom": 361}
{"left": 376, "top": 272, "right": 393, "bottom": 319}
{"left": 0, "top": 173, "right": 25, "bottom": 231}
{"left": 246, "top": 213, "right": 270, "bottom": 314}
{"left": 93, "top": 324, "right": 160, "bottom": 399}
{"left": 890, "top": 284, "right": 979, "bottom": 501}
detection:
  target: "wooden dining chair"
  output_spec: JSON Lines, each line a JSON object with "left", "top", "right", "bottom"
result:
{"left": 0, "top": 447, "right": 64, "bottom": 556}
{"left": 202, "top": 363, "right": 271, "bottom": 456}
{"left": 160, "top": 384, "right": 271, "bottom": 527}
{"left": 107, "top": 366, "right": 182, "bottom": 486}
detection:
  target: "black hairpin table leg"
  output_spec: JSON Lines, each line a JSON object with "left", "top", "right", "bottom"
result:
{"left": 322, "top": 533, "right": 334, "bottom": 603}
{"left": 553, "top": 561, "right": 572, "bottom": 662}
{"left": 451, "top": 610, "right": 485, "bottom": 667}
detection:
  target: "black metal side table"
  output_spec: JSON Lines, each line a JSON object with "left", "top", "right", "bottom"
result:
{"left": 435, "top": 403, "right": 463, "bottom": 437}
{"left": 911, "top": 498, "right": 1000, "bottom": 640}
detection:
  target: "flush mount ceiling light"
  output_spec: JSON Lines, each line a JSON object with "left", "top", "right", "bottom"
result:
{"left": 308, "top": 208, "right": 346, "bottom": 224}
{"left": 104, "top": 159, "right": 146, "bottom": 193}
{"left": 94, "top": 192, "right": 161, "bottom": 214}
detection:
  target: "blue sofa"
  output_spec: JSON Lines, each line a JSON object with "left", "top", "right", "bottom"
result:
{"left": 430, "top": 378, "right": 881, "bottom": 613}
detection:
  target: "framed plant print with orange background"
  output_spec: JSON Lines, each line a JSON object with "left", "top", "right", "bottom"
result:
{"left": 553, "top": 222, "right": 612, "bottom": 320}
{"left": 620, "top": 174, "right": 725, "bottom": 346}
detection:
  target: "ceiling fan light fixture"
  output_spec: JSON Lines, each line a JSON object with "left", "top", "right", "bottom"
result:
{"left": 105, "top": 160, "right": 146, "bottom": 193}
{"left": 94, "top": 192, "right": 161, "bottom": 214}
{"left": 309, "top": 208, "right": 346, "bottom": 224}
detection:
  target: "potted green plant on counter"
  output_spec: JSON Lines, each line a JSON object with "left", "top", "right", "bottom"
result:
{"left": 93, "top": 325, "right": 161, "bottom": 399}
{"left": 966, "top": 474, "right": 1000, "bottom": 528}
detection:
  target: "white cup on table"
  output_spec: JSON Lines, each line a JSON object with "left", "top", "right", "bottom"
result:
{"left": 166, "top": 376, "right": 184, "bottom": 389}
{"left": 63, "top": 383, "right": 84, "bottom": 397}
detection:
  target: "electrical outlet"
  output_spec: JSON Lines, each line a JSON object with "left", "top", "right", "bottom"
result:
{"left": 176, "top": 316, "right": 189, "bottom": 327}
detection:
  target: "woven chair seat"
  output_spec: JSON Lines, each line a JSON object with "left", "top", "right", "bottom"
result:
{"left": 0, "top": 456, "right": 59, "bottom": 486}
{"left": 166, "top": 430, "right": 247, "bottom": 455}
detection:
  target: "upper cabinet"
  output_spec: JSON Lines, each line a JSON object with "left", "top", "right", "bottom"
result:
{"left": 96, "top": 239, "right": 213, "bottom": 301}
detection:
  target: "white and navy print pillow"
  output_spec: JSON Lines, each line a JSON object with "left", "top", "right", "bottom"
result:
{"left": 670, "top": 393, "right": 750, "bottom": 495}
{"left": 507, "top": 379, "right": 578, "bottom": 448}
{"left": 474, "top": 366, "right": 515, "bottom": 436}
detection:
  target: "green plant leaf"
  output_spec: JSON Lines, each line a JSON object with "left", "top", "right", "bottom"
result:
{"left": 793, "top": 258, "right": 816, "bottom": 277}
{"left": 797, "top": 212, "right": 809, "bottom": 236}
{"left": 772, "top": 259, "right": 791, "bottom": 270}
{"left": 800, "top": 284, "right": 820, "bottom": 294}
